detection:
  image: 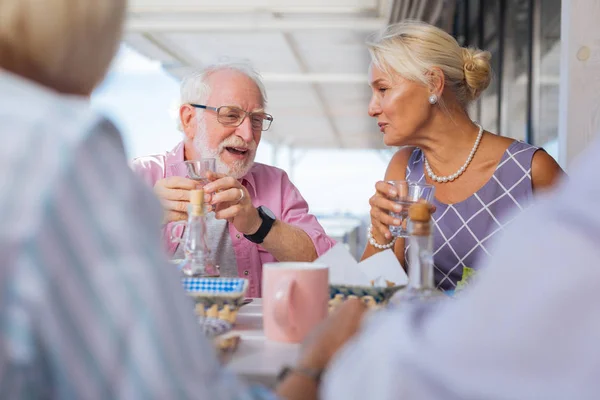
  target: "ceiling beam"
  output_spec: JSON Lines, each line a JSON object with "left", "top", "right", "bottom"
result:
{"left": 125, "top": 18, "right": 386, "bottom": 33}
{"left": 278, "top": 19, "right": 345, "bottom": 148}
{"left": 161, "top": 69, "right": 369, "bottom": 85}
{"left": 261, "top": 73, "right": 366, "bottom": 83}
{"left": 136, "top": 33, "right": 197, "bottom": 67}
{"left": 129, "top": 6, "right": 378, "bottom": 14}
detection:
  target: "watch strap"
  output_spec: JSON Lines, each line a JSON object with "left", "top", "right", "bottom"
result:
{"left": 276, "top": 365, "right": 323, "bottom": 384}
{"left": 243, "top": 206, "right": 275, "bottom": 244}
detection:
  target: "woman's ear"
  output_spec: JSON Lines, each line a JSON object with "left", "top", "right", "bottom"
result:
{"left": 428, "top": 67, "right": 445, "bottom": 97}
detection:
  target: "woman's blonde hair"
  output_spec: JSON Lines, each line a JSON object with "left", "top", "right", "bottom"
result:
{"left": 367, "top": 20, "right": 492, "bottom": 108}
{"left": 0, "top": 0, "right": 126, "bottom": 94}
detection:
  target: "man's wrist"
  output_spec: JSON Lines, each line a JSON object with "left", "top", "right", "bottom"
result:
{"left": 243, "top": 206, "right": 276, "bottom": 244}
{"left": 243, "top": 208, "right": 263, "bottom": 235}
{"left": 277, "top": 364, "right": 323, "bottom": 386}
{"left": 298, "top": 350, "right": 328, "bottom": 372}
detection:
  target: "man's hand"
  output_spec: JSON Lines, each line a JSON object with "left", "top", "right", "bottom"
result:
{"left": 298, "top": 298, "right": 368, "bottom": 371}
{"left": 153, "top": 176, "right": 196, "bottom": 224}
{"left": 203, "top": 171, "right": 261, "bottom": 235}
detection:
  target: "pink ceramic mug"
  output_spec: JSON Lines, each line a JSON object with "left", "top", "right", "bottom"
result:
{"left": 262, "top": 262, "right": 329, "bottom": 343}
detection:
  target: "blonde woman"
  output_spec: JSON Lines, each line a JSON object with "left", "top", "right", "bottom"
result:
{"left": 362, "top": 20, "right": 563, "bottom": 290}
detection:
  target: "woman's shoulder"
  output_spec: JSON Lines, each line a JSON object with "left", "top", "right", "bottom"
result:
{"left": 531, "top": 148, "right": 564, "bottom": 192}
{"left": 488, "top": 133, "right": 563, "bottom": 191}
{"left": 485, "top": 133, "right": 539, "bottom": 153}
{"left": 484, "top": 133, "right": 527, "bottom": 150}
{"left": 481, "top": 134, "right": 539, "bottom": 167}
{"left": 385, "top": 146, "right": 419, "bottom": 180}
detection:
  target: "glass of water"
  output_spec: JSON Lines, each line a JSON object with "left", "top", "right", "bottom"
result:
{"left": 387, "top": 180, "right": 435, "bottom": 238}
{"left": 170, "top": 159, "right": 216, "bottom": 187}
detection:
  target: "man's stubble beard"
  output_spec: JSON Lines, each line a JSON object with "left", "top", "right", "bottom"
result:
{"left": 192, "top": 117, "right": 257, "bottom": 180}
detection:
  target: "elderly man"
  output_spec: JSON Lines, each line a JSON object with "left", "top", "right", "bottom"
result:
{"left": 0, "top": 0, "right": 365, "bottom": 398}
{"left": 132, "top": 64, "right": 334, "bottom": 297}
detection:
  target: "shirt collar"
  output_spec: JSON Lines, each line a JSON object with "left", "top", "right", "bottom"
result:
{"left": 241, "top": 165, "right": 258, "bottom": 199}
{"left": 164, "top": 141, "right": 185, "bottom": 178}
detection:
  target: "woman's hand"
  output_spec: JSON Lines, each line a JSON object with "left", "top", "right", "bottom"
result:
{"left": 368, "top": 181, "right": 403, "bottom": 244}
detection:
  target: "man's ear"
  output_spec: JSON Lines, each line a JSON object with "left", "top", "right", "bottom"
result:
{"left": 180, "top": 104, "right": 196, "bottom": 140}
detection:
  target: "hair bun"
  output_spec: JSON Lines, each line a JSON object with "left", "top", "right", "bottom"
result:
{"left": 462, "top": 47, "right": 492, "bottom": 100}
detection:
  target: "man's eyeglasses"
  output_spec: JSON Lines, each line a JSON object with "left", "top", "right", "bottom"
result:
{"left": 190, "top": 104, "right": 273, "bottom": 131}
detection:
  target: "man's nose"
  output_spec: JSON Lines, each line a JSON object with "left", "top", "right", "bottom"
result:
{"left": 236, "top": 116, "right": 255, "bottom": 143}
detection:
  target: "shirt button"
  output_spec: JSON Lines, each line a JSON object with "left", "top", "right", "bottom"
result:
{"left": 236, "top": 233, "right": 241, "bottom": 239}
{"left": 244, "top": 270, "right": 249, "bottom": 276}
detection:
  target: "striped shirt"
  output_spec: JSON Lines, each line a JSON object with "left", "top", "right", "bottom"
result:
{"left": 0, "top": 70, "right": 275, "bottom": 399}
{"left": 323, "top": 149, "right": 600, "bottom": 398}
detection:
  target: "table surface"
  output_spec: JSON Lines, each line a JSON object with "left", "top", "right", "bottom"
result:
{"left": 223, "top": 299, "right": 300, "bottom": 388}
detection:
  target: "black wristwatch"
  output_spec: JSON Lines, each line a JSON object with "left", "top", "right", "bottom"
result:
{"left": 243, "top": 206, "right": 276, "bottom": 244}
{"left": 276, "top": 365, "right": 323, "bottom": 384}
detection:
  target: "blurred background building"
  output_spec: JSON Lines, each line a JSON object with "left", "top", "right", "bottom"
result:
{"left": 92, "top": 0, "right": 565, "bottom": 259}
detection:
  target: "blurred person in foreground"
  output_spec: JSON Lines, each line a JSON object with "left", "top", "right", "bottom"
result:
{"left": 3, "top": 1, "right": 598, "bottom": 398}
{"left": 0, "top": 0, "right": 365, "bottom": 398}
{"left": 361, "top": 21, "right": 563, "bottom": 290}
{"left": 323, "top": 139, "right": 600, "bottom": 398}
{"left": 132, "top": 64, "right": 335, "bottom": 297}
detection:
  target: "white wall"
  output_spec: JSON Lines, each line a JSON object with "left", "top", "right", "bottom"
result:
{"left": 558, "top": 0, "right": 600, "bottom": 169}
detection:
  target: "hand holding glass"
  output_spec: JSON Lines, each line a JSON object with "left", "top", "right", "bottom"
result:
{"left": 169, "top": 159, "right": 216, "bottom": 188}
{"left": 387, "top": 181, "right": 435, "bottom": 238}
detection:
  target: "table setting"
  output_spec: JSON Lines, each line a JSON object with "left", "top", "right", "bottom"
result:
{"left": 178, "top": 240, "right": 414, "bottom": 387}
{"left": 170, "top": 180, "right": 466, "bottom": 389}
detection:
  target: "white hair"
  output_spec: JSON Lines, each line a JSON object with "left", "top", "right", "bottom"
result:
{"left": 0, "top": 0, "right": 125, "bottom": 94}
{"left": 177, "top": 62, "right": 268, "bottom": 131}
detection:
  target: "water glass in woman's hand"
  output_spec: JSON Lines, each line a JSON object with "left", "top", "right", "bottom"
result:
{"left": 386, "top": 180, "right": 435, "bottom": 238}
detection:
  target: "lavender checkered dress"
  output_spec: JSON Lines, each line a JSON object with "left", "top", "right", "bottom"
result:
{"left": 405, "top": 141, "right": 539, "bottom": 290}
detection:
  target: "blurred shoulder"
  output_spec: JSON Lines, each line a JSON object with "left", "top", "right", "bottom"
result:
{"left": 1, "top": 72, "right": 119, "bottom": 150}
{"left": 0, "top": 71, "right": 122, "bottom": 166}
{"left": 131, "top": 153, "right": 167, "bottom": 173}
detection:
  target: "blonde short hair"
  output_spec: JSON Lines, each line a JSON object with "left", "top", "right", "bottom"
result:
{"left": 0, "top": 0, "right": 126, "bottom": 94}
{"left": 367, "top": 20, "right": 492, "bottom": 108}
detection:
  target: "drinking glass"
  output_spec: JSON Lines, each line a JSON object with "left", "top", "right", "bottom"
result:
{"left": 387, "top": 180, "right": 435, "bottom": 238}
{"left": 170, "top": 159, "right": 216, "bottom": 187}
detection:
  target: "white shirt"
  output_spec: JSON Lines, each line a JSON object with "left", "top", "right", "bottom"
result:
{"left": 323, "top": 144, "right": 600, "bottom": 399}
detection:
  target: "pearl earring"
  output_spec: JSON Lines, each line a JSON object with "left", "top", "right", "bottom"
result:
{"left": 428, "top": 94, "right": 438, "bottom": 105}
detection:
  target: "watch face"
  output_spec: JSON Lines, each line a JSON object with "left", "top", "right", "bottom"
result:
{"left": 260, "top": 206, "right": 276, "bottom": 220}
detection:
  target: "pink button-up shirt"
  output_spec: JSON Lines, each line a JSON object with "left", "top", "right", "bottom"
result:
{"left": 131, "top": 141, "right": 336, "bottom": 297}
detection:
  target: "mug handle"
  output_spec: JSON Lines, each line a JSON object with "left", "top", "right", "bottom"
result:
{"left": 273, "top": 277, "right": 296, "bottom": 335}
{"left": 169, "top": 221, "right": 186, "bottom": 245}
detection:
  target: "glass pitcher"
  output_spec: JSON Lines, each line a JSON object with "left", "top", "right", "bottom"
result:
{"left": 169, "top": 190, "right": 219, "bottom": 277}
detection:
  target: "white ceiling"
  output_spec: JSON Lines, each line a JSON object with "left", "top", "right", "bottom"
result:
{"left": 124, "top": 0, "right": 392, "bottom": 148}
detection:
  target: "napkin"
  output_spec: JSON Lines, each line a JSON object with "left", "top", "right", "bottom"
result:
{"left": 315, "top": 243, "right": 408, "bottom": 287}
{"left": 358, "top": 248, "right": 408, "bottom": 286}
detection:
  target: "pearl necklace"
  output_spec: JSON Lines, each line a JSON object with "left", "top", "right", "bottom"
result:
{"left": 424, "top": 123, "right": 484, "bottom": 183}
